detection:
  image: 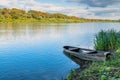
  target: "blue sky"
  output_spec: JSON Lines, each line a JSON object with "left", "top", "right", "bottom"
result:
{"left": 0, "top": 0, "right": 120, "bottom": 20}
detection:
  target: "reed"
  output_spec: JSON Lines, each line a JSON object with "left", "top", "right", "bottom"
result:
{"left": 94, "top": 29, "right": 120, "bottom": 51}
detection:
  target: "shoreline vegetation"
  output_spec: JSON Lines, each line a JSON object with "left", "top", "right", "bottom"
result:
{"left": 0, "top": 8, "right": 120, "bottom": 23}
{"left": 67, "top": 30, "right": 120, "bottom": 80}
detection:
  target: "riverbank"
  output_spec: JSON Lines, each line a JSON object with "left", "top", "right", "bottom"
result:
{"left": 67, "top": 30, "right": 120, "bottom": 80}
{"left": 0, "top": 19, "right": 93, "bottom": 23}
{"left": 0, "top": 18, "right": 118, "bottom": 24}
{"left": 67, "top": 55, "right": 120, "bottom": 80}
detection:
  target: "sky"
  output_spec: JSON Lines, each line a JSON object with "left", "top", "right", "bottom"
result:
{"left": 0, "top": 0, "right": 120, "bottom": 20}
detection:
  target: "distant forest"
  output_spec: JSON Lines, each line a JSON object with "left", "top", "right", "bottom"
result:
{"left": 0, "top": 8, "right": 119, "bottom": 23}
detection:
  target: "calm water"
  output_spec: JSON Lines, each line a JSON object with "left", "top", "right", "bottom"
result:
{"left": 0, "top": 23, "right": 120, "bottom": 80}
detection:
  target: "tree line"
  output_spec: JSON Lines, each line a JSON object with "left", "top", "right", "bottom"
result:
{"left": 0, "top": 8, "right": 79, "bottom": 20}
{"left": 0, "top": 8, "right": 119, "bottom": 23}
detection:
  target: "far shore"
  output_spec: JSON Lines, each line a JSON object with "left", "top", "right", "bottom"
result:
{"left": 0, "top": 8, "right": 119, "bottom": 24}
{"left": 0, "top": 19, "right": 119, "bottom": 24}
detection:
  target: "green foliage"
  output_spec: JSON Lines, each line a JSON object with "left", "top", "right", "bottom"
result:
{"left": 0, "top": 8, "right": 118, "bottom": 23}
{"left": 67, "top": 56, "right": 120, "bottom": 80}
{"left": 116, "top": 48, "right": 120, "bottom": 54}
{"left": 94, "top": 29, "right": 120, "bottom": 51}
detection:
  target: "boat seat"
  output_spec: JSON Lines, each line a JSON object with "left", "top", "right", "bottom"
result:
{"left": 69, "top": 48, "right": 78, "bottom": 50}
{"left": 87, "top": 51, "right": 97, "bottom": 54}
{"left": 69, "top": 48, "right": 80, "bottom": 52}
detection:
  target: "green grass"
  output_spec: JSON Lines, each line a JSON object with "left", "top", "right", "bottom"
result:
{"left": 81, "top": 56, "right": 120, "bottom": 80}
{"left": 94, "top": 29, "right": 120, "bottom": 51}
{"left": 67, "top": 55, "right": 120, "bottom": 80}
{"left": 67, "top": 56, "right": 120, "bottom": 80}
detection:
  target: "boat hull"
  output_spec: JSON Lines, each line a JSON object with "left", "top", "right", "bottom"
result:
{"left": 63, "top": 46, "right": 111, "bottom": 61}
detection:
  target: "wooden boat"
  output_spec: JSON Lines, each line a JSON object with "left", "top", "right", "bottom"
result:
{"left": 63, "top": 46, "right": 112, "bottom": 61}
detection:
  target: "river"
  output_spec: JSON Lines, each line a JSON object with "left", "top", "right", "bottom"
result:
{"left": 0, "top": 23, "right": 119, "bottom": 80}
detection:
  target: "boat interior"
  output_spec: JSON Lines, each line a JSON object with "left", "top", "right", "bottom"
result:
{"left": 64, "top": 46, "right": 97, "bottom": 54}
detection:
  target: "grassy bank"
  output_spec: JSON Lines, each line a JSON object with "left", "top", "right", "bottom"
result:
{"left": 0, "top": 18, "right": 117, "bottom": 24}
{"left": 67, "top": 55, "right": 120, "bottom": 80}
{"left": 67, "top": 30, "right": 120, "bottom": 80}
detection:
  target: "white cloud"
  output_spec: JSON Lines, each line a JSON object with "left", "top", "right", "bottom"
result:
{"left": 0, "top": 0, "right": 64, "bottom": 12}
{"left": 0, "top": 0, "right": 10, "bottom": 5}
{"left": 86, "top": 8, "right": 120, "bottom": 20}
{"left": 0, "top": 0, "right": 120, "bottom": 20}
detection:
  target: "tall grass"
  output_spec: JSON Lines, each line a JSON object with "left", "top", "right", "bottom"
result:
{"left": 94, "top": 29, "right": 120, "bottom": 51}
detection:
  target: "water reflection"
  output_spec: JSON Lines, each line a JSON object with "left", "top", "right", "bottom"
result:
{"left": 0, "top": 23, "right": 65, "bottom": 41}
{"left": 0, "top": 23, "right": 69, "bottom": 46}
{"left": 63, "top": 51, "right": 92, "bottom": 69}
